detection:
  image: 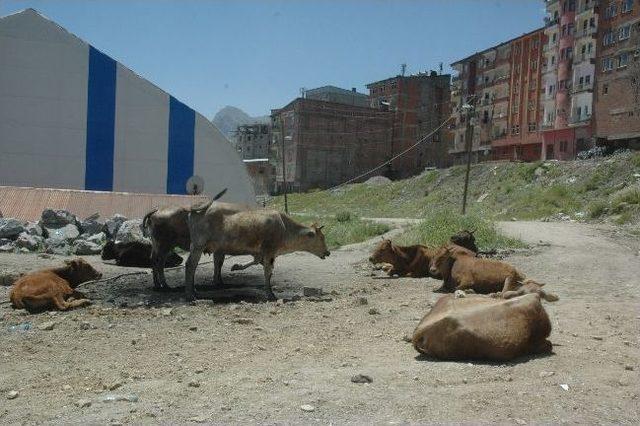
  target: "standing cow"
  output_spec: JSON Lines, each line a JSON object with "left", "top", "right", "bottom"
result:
{"left": 142, "top": 188, "right": 228, "bottom": 290}
{"left": 185, "top": 205, "right": 330, "bottom": 301}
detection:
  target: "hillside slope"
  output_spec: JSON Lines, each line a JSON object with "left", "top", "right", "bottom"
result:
{"left": 269, "top": 151, "right": 640, "bottom": 229}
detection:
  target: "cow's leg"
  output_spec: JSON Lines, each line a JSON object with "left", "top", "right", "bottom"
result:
{"left": 155, "top": 250, "right": 171, "bottom": 290}
{"left": 435, "top": 275, "right": 455, "bottom": 293}
{"left": 501, "top": 275, "right": 518, "bottom": 293}
{"left": 213, "top": 251, "right": 226, "bottom": 286}
{"left": 231, "top": 256, "right": 261, "bottom": 271}
{"left": 262, "top": 256, "right": 277, "bottom": 301}
{"left": 185, "top": 247, "right": 203, "bottom": 302}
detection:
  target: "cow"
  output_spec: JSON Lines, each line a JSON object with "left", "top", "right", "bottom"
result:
{"left": 412, "top": 293, "right": 553, "bottom": 361}
{"left": 492, "top": 279, "right": 559, "bottom": 302}
{"left": 185, "top": 206, "right": 330, "bottom": 301}
{"left": 369, "top": 239, "right": 436, "bottom": 278}
{"left": 9, "top": 258, "right": 102, "bottom": 312}
{"left": 449, "top": 229, "right": 478, "bottom": 253}
{"left": 101, "top": 240, "right": 183, "bottom": 269}
{"left": 429, "top": 244, "right": 526, "bottom": 294}
{"left": 142, "top": 188, "right": 228, "bottom": 290}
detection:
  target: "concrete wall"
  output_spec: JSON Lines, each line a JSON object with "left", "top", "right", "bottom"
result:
{"left": 0, "top": 9, "right": 255, "bottom": 205}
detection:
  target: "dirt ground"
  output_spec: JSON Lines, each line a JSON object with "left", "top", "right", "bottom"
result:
{"left": 0, "top": 221, "right": 639, "bottom": 425}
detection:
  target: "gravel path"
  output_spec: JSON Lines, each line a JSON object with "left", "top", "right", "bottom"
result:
{"left": 0, "top": 221, "right": 638, "bottom": 424}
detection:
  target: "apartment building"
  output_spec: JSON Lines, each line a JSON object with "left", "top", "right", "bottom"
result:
{"left": 541, "top": 0, "right": 600, "bottom": 160}
{"left": 451, "top": 28, "right": 546, "bottom": 163}
{"left": 270, "top": 98, "right": 393, "bottom": 192}
{"left": 366, "top": 72, "right": 452, "bottom": 175}
{"left": 235, "top": 123, "right": 271, "bottom": 160}
{"left": 594, "top": 0, "right": 640, "bottom": 147}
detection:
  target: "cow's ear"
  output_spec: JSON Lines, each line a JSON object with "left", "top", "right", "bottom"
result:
{"left": 317, "top": 225, "right": 324, "bottom": 231}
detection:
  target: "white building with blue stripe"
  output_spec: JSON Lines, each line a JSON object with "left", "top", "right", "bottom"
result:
{"left": 0, "top": 9, "right": 255, "bottom": 205}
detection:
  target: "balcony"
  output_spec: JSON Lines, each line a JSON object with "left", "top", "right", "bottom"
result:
{"left": 573, "top": 52, "right": 596, "bottom": 64}
{"left": 545, "top": 16, "right": 559, "bottom": 27}
{"left": 572, "top": 81, "right": 594, "bottom": 93}
{"left": 576, "top": 27, "right": 597, "bottom": 38}
{"left": 569, "top": 113, "right": 592, "bottom": 124}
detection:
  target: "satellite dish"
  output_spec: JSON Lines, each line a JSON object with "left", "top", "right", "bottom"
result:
{"left": 186, "top": 175, "right": 204, "bottom": 195}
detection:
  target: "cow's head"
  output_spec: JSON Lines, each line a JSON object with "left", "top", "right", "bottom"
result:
{"left": 63, "top": 258, "right": 103, "bottom": 287}
{"left": 302, "top": 223, "right": 330, "bottom": 259}
{"left": 449, "top": 229, "right": 478, "bottom": 253}
{"left": 369, "top": 238, "right": 395, "bottom": 264}
{"left": 429, "top": 245, "right": 453, "bottom": 278}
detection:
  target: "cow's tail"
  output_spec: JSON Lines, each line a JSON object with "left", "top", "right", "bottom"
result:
{"left": 191, "top": 187, "right": 228, "bottom": 213}
{"left": 142, "top": 208, "right": 158, "bottom": 237}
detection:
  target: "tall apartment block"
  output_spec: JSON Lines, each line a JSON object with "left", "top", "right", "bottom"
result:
{"left": 541, "top": 0, "right": 600, "bottom": 159}
{"left": 367, "top": 72, "right": 452, "bottom": 176}
{"left": 450, "top": 29, "right": 546, "bottom": 164}
{"left": 594, "top": 0, "right": 640, "bottom": 148}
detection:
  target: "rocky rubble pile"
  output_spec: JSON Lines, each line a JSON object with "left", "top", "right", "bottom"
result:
{"left": 0, "top": 209, "right": 147, "bottom": 256}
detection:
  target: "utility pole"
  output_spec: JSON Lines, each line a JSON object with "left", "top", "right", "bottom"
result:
{"left": 279, "top": 115, "right": 289, "bottom": 214}
{"left": 461, "top": 101, "right": 475, "bottom": 215}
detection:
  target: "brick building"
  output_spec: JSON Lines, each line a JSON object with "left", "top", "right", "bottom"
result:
{"left": 305, "top": 85, "right": 370, "bottom": 107}
{"left": 594, "top": 0, "right": 640, "bottom": 148}
{"left": 540, "top": 0, "right": 599, "bottom": 160}
{"left": 235, "top": 123, "right": 271, "bottom": 160}
{"left": 367, "top": 72, "right": 452, "bottom": 176}
{"left": 451, "top": 29, "right": 546, "bottom": 163}
{"left": 270, "top": 98, "right": 393, "bottom": 192}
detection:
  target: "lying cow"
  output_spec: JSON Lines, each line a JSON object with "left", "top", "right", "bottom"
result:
{"left": 101, "top": 240, "right": 183, "bottom": 269}
{"left": 492, "top": 279, "right": 559, "bottom": 302}
{"left": 449, "top": 229, "right": 478, "bottom": 253}
{"left": 429, "top": 244, "right": 527, "bottom": 294}
{"left": 369, "top": 239, "right": 436, "bottom": 278}
{"left": 9, "top": 258, "right": 102, "bottom": 312}
{"left": 185, "top": 206, "right": 330, "bottom": 301}
{"left": 142, "top": 188, "right": 228, "bottom": 289}
{"left": 412, "top": 293, "right": 552, "bottom": 360}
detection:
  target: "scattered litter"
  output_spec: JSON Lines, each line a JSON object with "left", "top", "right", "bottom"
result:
{"left": 560, "top": 384, "right": 569, "bottom": 391}
{"left": 351, "top": 374, "right": 373, "bottom": 384}
{"left": 8, "top": 322, "right": 31, "bottom": 333}
{"left": 300, "top": 404, "right": 315, "bottom": 412}
{"left": 6, "top": 390, "right": 19, "bottom": 400}
{"left": 101, "top": 393, "right": 139, "bottom": 403}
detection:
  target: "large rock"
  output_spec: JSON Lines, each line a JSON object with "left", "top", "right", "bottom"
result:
{"left": 80, "top": 216, "right": 105, "bottom": 236}
{"left": 45, "top": 224, "right": 80, "bottom": 242}
{"left": 25, "top": 222, "right": 43, "bottom": 237}
{"left": 14, "top": 232, "right": 43, "bottom": 251}
{"left": 44, "top": 238, "right": 71, "bottom": 256}
{"left": 85, "top": 232, "right": 107, "bottom": 245}
{"left": 105, "top": 214, "right": 128, "bottom": 237}
{"left": 0, "top": 218, "right": 26, "bottom": 239}
{"left": 0, "top": 242, "right": 15, "bottom": 253}
{"left": 115, "top": 219, "right": 147, "bottom": 244}
{"left": 73, "top": 239, "right": 102, "bottom": 255}
{"left": 41, "top": 209, "right": 78, "bottom": 229}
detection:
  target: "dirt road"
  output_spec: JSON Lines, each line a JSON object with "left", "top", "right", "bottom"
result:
{"left": 0, "top": 221, "right": 638, "bottom": 424}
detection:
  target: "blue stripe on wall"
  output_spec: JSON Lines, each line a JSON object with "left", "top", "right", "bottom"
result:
{"left": 167, "top": 96, "right": 195, "bottom": 194}
{"left": 85, "top": 46, "right": 116, "bottom": 191}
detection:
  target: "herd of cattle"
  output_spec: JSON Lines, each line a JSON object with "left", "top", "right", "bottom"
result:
{"left": 6, "top": 188, "right": 559, "bottom": 361}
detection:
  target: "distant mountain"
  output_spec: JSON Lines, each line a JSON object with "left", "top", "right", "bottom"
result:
{"left": 211, "top": 106, "right": 270, "bottom": 142}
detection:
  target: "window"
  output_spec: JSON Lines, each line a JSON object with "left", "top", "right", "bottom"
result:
{"left": 619, "top": 52, "right": 630, "bottom": 67}
{"left": 585, "top": 75, "right": 591, "bottom": 84}
{"left": 561, "top": 24, "right": 567, "bottom": 36}
{"left": 622, "top": 0, "right": 634, "bottom": 13}
{"left": 533, "top": 39, "right": 539, "bottom": 48}
{"left": 603, "top": 83, "right": 609, "bottom": 94}
{"left": 583, "top": 19, "right": 588, "bottom": 30}
{"left": 551, "top": 55, "right": 556, "bottom": 65}
{"left": 528, "top": 122, "right": 537, "bottom": 131}
{"left": 531, "top": 59, "right": 538, "bottom": 70}
{"left": 590, "top": 17, "right": 596, "bottom": 28}
{"left": 605, "top": 2, "right": 618, "bottom": 18}
{"left": 552, "top": 33, "right": 558, "bottom": 43}
{"left": 619, "top": 25, "right": 631, "bottom": 40}
{"left": 602, "top": 57, "right": 615, "bottom": 71}
{"left": 560, "top": 141, "right": 568, "bottom": 152}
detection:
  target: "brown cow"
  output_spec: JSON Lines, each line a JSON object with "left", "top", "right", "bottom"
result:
{"left": 492, "top": 279, "right": 559, "bottom": 302}
{"left": 369, "top": 239, "right": 436, "bottom": 278}
{"left": 449, "top": 229, "right": 478, "bottom": 253}
{"left": 429, "top": 244, "right": 525, "bottom": 294}
{"left": 9, "top": 258, "right": 102, "bottom": 312}
{"left": 186, "top": 207, "right": 330, "bottom": 301}
{"left": 412, "top": 293, "right": 552, "bottom": 361}
{"left": 142, "top": 188, "right": 228, "bottom": 290}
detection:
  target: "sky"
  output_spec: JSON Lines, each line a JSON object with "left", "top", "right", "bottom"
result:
{"left": 2, "top": 0, "right": 546, "bottom": 118}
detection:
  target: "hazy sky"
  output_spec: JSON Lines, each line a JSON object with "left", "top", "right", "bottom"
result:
{"left": 2, "top": 0, "right": 545, "bottom": 118}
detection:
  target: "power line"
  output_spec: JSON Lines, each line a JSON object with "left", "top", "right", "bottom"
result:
{"left": 325, "top": 114, "right": 455, "bottom": 191}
